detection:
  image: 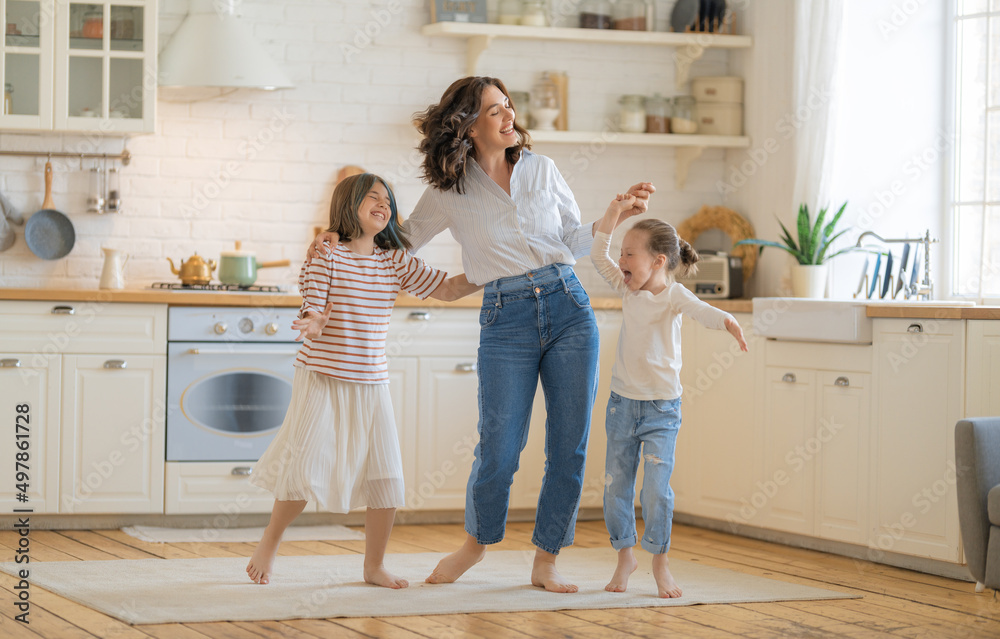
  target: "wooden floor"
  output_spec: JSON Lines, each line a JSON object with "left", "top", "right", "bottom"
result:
{"left": 0, "top": 520, "right": 997, "bottom": 638}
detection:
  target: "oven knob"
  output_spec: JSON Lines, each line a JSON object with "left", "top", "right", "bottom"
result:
{"left": 265, "top": 322, "right": 279, "bottom": 336}
{"left": 213, "top": 322, "right": 228, "bottom": 335}
{"left": 239, "top": 318, "right": 254, "bottom": 334}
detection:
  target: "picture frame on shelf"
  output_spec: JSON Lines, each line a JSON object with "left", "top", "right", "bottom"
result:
{"left": 430, "top": 0, "right": 488, "bottom": 23}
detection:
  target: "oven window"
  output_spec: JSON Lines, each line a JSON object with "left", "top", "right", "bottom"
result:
{"left": 182, "top": 372, "right": 291, "bottom": 434}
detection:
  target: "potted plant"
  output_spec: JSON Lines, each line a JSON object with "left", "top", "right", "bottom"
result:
{"left": 735, "top": 202, "right": 856, "bottom": 298}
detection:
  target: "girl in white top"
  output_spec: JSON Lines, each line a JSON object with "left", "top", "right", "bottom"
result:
{"left": 591, "top": 194, "right": 748, "bottom": 598}
{"left": 246, "top": 174, "right": 479, "bottom": 588}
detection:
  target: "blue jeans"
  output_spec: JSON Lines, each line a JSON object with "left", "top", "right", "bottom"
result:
{"left": 467, "top": 263, "right": 600, "bottom": 555}
{"left": 603, "top": 392, "right": 681, "bottom": 555}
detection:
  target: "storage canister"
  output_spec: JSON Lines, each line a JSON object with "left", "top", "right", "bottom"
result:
{"left": 691, "top": 76, "right": 744, "bottom": 103}
{"left": 693, "top": 102, "right": 743, "bottom": 135}
{"left": 613, "top": 0, "right": 649, "bottom": 30}
{"left": 671, "top": 95, "right": 698, "bottom": 134}
{"left": 579, "top": 0, "right": 613, "bottom": 28}
{"left": 645, "top": 93, "right": 671, "bottom": 133}
{"left": 618, "top": 94, "right": 646, "bottom": 133}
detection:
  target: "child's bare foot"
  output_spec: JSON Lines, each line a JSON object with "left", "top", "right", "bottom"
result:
{"left": 531, "top": 549, "right": 578, "bottom": 593}
{"left": 605, "top": 547, "right": 638, "bottom": 593}
{"left": 246, "top": 533, "right": 280, "bottom": 584}
{"left": 364, "top": 564, "right": 409, "bottom": 589}
{"left": 652, "top": 553, "right": 682, "bottom": 598}
{"left": 425, "top": 536, "right": 485, "bottom": 584}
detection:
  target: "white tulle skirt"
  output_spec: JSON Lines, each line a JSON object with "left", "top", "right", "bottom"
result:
{"left": 249, "top": 367, "right": 405, "bottom": 512}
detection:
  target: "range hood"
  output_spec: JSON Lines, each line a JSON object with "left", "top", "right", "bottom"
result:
{"left": 158, "top": 0, "right": 294, "bottom": 91}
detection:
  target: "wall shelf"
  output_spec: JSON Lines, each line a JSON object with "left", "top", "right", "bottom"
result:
{"left": 421, "top": 22, "right": 752, "bottom": 85}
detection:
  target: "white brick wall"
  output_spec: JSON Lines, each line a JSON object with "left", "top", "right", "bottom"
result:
{"left": 0, "top": 0, "right": 753, "bottom": 296}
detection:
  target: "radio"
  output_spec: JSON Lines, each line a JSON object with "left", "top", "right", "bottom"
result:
{"left": 676, "top": 251, "right": 743, "bottom": 299}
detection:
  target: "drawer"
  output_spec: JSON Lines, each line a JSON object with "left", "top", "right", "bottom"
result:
{"left": 0, "top": 301, "right": 167, "bottom": 354}
{"left": 691, "top": 75, "right": 744, "bottom": 103}
{"left": 389, "top": 307, "right": 480, "bottom": 357}
{"left": 164, "top": 461, "right": 319, "bottom": 515}
{"left": 765, "top": 339, "right": 872, "bottom": 373}
{"left": 694, "top": 102, "right": 743, "bottom": 136}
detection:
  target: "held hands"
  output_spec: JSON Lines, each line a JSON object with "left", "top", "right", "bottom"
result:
{"left": 292, "top": 301, "right": 334, "bottom": 341}
{"left": 307, "top": 231, "right": 341, "bottom": 259}
{"left": 725, "top": 317, "right": 749, "bottom": 352}
{"left": 623, "top": 181, "right": 655, "bottom": 219}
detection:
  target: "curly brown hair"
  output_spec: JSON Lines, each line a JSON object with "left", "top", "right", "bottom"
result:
{"left": 413, "top": 76, "right": 531, "bottom": 194}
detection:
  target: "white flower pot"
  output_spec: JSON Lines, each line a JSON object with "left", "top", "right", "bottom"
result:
{"left": 791, "top": 264, "right": 828, "bottom": 298}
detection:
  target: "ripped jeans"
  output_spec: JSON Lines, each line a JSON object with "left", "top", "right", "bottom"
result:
{"left": 603, "top": 392, "right": 681, "bottom": 555}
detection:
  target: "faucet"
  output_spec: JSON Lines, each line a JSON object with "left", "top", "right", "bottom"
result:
{"left": 855, "top": 229, "right": 938, "bottom": 300}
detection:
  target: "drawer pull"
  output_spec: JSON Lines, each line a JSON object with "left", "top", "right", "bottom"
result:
{"left": 231, "top": 466, "right": 252, "bottom": 476}
{"left": 907, "top": 323, "right": 923, "bottom": 333}
{"left": 834, "top": 376, "right": 850, "bottom": 387}
{"left": 455, "top": 363, "right": 477, "bottom": 373}
{"left": 781, "top": 373, "right": 796, "bottom": 383}
{"left": 51, "top": 305, "right": 75, "bottom": 315}
{"left": 0, "top": 358, "right": 21, "bottom": 368}
{"left": 408, "top": 311, "right": 431, "bottom": 321}
{"left": 103, "top": 359, "right": 127, "bottom": 369}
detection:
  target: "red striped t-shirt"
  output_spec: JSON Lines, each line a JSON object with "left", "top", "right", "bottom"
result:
{"left": 294, "top": 244, "right": 446, "bottom": 383}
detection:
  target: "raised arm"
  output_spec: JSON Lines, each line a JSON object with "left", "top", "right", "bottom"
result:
{"left": 590, "top": 194, "right": 638, "bottom": 294}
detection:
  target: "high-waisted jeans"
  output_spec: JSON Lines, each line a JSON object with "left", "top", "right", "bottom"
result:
{"left": 466, "top": 263, "right": 600, "bottom": 554}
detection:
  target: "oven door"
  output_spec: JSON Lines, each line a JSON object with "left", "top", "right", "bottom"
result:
{"left": 167, "top": 342, "right": 299, "bottom": 461}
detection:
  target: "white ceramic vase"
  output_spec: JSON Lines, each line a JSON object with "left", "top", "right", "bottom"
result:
{"left": 790, "top": 264, "right": 828, "bottom": 298}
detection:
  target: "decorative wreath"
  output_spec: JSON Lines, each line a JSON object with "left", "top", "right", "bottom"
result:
{"left": 676, "top": 205, "right": 757, "bottom": 284}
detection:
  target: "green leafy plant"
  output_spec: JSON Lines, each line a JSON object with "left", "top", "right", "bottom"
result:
{"left": 735, "top": 202, "right": 860, "bottom": 266}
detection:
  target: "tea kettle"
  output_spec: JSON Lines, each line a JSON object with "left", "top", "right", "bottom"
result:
{"left": 167, "top": 252, "right": 216, "bottom": 286}
{"left": 99, "top": 247, "right": 129, "bottom": 290}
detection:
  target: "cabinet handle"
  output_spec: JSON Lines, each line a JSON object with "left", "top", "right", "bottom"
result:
{"left": 455, "top": 363, "right": 477, "bottom": 373}
{"left": 231, "top": 466, "right": 252, "bottom": 476}
{"left": 834, "top": 376, "right": 850, "bottom": 387}
{"left": 0, "top": 358, "right": 20, "bottom": 368}
{"left": 103, "top": 359, "right": 128, "bottom": 369}
{"left": 51, "top": 305, "right": 75, "bottom": 315}
{"left": 408, "top": 311, "right": 431, "bottom": 321}
{"left": 781, "top": 373, "right": 796, "bottom": 383}
{"left": 907, "top": 323, "right": 923, "bottom": 333}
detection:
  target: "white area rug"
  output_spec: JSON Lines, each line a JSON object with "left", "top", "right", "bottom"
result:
{"left": 0, "top": 549, "right": 857, "bottom": 625}
{"left": 120, "top": 524, "right": 365, "bottom": 543}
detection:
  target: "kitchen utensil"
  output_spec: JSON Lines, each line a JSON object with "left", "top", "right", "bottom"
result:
{"left": 99, "top": 247, "right": 129, "bottom": 290}
{"left": 868, "top": 252, "right": 881, "bottom": 299}
{"left": 855, "top": 256, "right": 869, "bottom": 297}
{"left": 894, "top": 243, "right": 911, "bottom": 299}
{"left": 909, "top": 242, "right": 921, "bottom": 294}
{"left": 167, "top": 252, "right": 217, "bottom": 286}
{"left": 670, "top": 0, "right": 698, "bottom": 32}
{"left": 25, "top": 162, "right": 75, "bottom": 260}
{"left": 0, "top": 188, "right": 24, "bottom": 251}
{"left": 880, "top": 250, "right": 893, "bottom": 299}
{"left": 217, "top": 241, "right": 291, "bottom": 287}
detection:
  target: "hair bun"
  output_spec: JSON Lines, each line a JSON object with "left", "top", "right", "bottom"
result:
{"left": 679, "top": 240, "right": 699, "bottom": 277}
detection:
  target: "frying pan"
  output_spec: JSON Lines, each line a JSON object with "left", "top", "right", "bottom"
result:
{"left": 25, "top": 162, "right": 75, "bottom": 260}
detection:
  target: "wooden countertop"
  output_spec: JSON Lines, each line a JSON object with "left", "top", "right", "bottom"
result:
{"left": 865, "top": 305, "right": 1000, "bottom": 320}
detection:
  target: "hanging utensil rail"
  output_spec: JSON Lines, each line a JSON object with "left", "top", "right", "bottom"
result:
{"left": 0, "top": 149, "right": 131, "bottom": 166}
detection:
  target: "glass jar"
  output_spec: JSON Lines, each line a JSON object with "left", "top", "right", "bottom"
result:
{"left": 613, "top": 0, "right": 649, "bottom": 31}
{"left": 3, "top": 83, "right": 12, "bottom": 115}
{"left": 498, "top": 0, "right": 521, "bottom": 25}
{"left": 672, "top": 95, "right": 698, "bottom": 134}
{"left": 508, "top": 90, "right": 530, "bottom": 127}
{"left": 645, "top": 93, "right": 671, "bottom": 133}
{"left": 579, "top": 0, "right": 612, "bottom": 29}
{"left": 82, "top": 10, "right": 102, "bottom": 39}
{"left": 106, "top": 167, "right": 121, "bottom": 213}
{"left": 520, "top": 0, "right": 548, "bottom": 26}
{"left": 531, "top": 72, "right": 560, "bottom": 131}
{"left": 87, "top": 167, "right": 105, "bottom": 213}
{"left": 618, "top": 94, "right": 646, "bottom": 133}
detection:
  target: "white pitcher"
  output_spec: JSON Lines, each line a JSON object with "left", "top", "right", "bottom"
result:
{"left": 99, "top": 247, "right": 129, "bottom": 290}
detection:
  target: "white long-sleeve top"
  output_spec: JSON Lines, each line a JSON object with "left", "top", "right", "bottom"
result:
{"left": 405, "top": 150, "right": 595, "bottom": 285}
{"left": 591, "top": 231, "right": 735, "bottom": 401}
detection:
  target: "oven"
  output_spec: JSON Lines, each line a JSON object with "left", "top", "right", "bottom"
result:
{"left": 166, "top": 306, "right": 301, "bottom": 462}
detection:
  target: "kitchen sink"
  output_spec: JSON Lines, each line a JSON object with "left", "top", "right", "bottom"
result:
{"left": 751, "top": 298, "right": 975, "bottom": 344}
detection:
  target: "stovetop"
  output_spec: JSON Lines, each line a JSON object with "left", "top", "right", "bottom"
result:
{"left": 151, "top": 282, "right": 286, "bottom": 293}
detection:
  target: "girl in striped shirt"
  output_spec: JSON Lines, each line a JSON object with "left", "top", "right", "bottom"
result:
{"left": 246, "top": 173, "right": 479, "bottom": 588}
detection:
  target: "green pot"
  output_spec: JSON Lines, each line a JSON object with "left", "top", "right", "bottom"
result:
{"left": 218, "top": 251, "right": 290, "bottom": 287}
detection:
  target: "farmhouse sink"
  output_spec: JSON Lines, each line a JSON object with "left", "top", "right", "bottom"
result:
{"left": 751, "top": 298, "right": 976, "bottom": 344}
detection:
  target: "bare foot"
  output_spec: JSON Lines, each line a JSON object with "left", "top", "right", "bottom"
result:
{"left": 531, "top": 549, "right": 578, "bottom": 593}
{"left": 605, "top": 547, "right": 638, "bottom": 593}
{"left": 246, "top": 533, "right": 280, "bottom": 584}
{"left": 364, "top": 564, "right": 409, "bottom": 589}
{"left": 652, "top": 553, "right": 682, "bottom": 598}
{"left": 425, "top": 536, "right": 485, "bottom": 584}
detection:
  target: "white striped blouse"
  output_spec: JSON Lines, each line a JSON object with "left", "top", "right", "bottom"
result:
{"left": 294, "top": 244, "right": 446, "bottom": 384}
{"left": 405, "top": 150, "right": 595, "bottom": 285}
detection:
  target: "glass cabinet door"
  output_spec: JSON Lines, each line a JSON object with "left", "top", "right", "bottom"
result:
{"left": 55, "top": 0, "right": 153, "bottom": 132}
{"left": 0, "top": 0, "right": 53, "bottom": 129}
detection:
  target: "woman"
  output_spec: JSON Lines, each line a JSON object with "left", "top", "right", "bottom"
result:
{"left": 313, "top": 76, "right": 653, "bottom": 592}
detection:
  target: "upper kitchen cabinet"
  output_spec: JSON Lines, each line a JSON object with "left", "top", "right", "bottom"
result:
{"left": 0, "top": 0, "right": 155, "bottom": 133}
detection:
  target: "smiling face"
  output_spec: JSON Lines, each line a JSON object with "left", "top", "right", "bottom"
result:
{"left": 620, "top": 228, "right": 668, "bottom": 293}
{"left": 356, "top": 181, "right": 391, "bottom": 240}
{"left": 468, "top": 84, "right": 517, "bottom": 156}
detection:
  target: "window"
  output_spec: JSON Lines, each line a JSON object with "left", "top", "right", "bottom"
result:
{"left": 952, "top": 1, "right": 1000, "bottom": 299}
